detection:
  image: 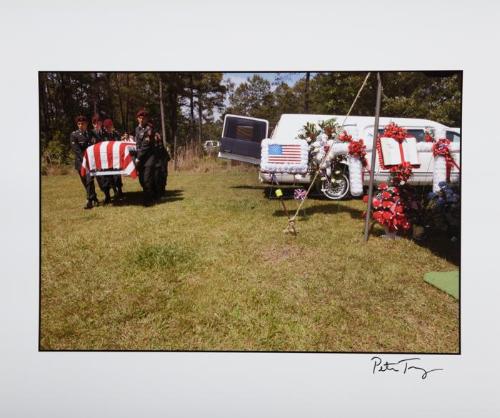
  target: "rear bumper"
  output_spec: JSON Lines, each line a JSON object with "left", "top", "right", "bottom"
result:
{"left": 260, "top": 171, "right": 460, "bottom": 186}
{"left": 259, "top": 172, "right": 312, "bottom": 184}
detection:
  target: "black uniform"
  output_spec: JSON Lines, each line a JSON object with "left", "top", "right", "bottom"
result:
{"left": 89, "top": 128, "right": 112, "bottom": 196}
{"left": 102, "top": 129, "right": 123, "bottom": 195}
{"left": 134, "top": 125, "right": 147, "bottom": 189}
{"left": 134, "top": 124, "right": 156, "bottom": 205}
{"left": 153, "top": 138, "right": 170, "bottom": 199}
{"left": 70, "top": 129, "right": 97, "bottom": 203}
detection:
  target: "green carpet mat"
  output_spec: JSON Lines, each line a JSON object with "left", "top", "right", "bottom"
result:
{"left": 424, "top": 271, "right": 459, "bottom": 299}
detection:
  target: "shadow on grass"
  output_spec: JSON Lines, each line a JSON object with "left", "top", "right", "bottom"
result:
{"left": 111, "top": 189, "right": 184, "bottom": 206}
{"left": 272, "top": 201, "right": 460, "bottom": 264}
{"left": 272, "top": 202, "right": 364, "bottom": 220}
{"left": 230, "top": 185, "right": 268, "bottom": 190}
{"left": 415, "top": 234, "right": 460, "bottom": 266}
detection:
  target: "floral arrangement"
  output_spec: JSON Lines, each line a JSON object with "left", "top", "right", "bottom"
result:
{"left": 298, "top": 119, "right": 342, "bottom": 177}
{"left": 432, "top": 138, "right": 460, "bottom": 182}
{"left": 382, "top": 122, "right": 408, "bottom": 142}
{"left": 424, "top": 128, "right": 435, "bottom": 143}
{"left": 318, "top": 119, "right": 341, "bottom": 139}
{"left": 338, "top": 131, "right": 353, "bottom": 142}
{"left": 348, "top": 139, "right": 368, "bottom": 167}
{"left": 364, "top": 182, "right": 411, "bottom": 232}
{"left": 365, "top": 123, "right": 419, "bottom": 235}
{"left": 389, "top": 161, "right": 413, "bottom": 185}
{"left": 432, "top": 138, "right": 452, "bottom": 157}
{"left": 297, "top": 122, "right": 321, "bottom": 143}
{"left": 298, "top": 119, "right": 342, "bottom": 143}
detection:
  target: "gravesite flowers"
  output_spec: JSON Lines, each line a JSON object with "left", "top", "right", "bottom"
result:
{"left": 383, "top": 121, "right": 408, "bottom": 142}
{"left": 347, "top": 139, "right": 368, "bottom": 167}
{"left": 295, "top": 119, "right": 460, "bottom": 239}
{"left": 433, "top": 138, "right": 460, "bottom": 182}
{"left": 362, "top": 122, "right": 460, "bottom": 239}
{"left": 367, "top": 182, "right": 412, "bottom": 232}
{"left": 425, "top": 182, "right": 460, "bottom": 239}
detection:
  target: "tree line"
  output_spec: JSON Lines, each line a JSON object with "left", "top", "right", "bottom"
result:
{"left": 39, "top": 71, "right": 461, "bottom": 167}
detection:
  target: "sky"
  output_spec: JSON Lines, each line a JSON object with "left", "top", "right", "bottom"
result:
{"left": 222, "top": 72, "right": 307, "bottom": 89}
{"left": 213, "top": 72, "right": 308, "bottom": 121}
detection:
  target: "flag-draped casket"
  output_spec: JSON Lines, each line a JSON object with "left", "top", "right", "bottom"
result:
{"left": 80, "top": 141, "right": 137, "bottom": 178}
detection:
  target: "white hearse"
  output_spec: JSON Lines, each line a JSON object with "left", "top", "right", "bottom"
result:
{"left": 219, "top": 113, "right": 460, "bottom": 199}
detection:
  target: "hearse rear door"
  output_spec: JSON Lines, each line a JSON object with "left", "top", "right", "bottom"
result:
{"left": 219, "top": 114, "right": 269, "bottom": 165}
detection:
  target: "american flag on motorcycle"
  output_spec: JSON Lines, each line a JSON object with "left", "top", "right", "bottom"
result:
{"left": 268, "top": 144, "right": 302, "bottom": 164}
{"left": 80, "top": 141, "right": 137, "bottom": 178}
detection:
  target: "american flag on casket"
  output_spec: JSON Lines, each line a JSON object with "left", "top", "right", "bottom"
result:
{"left": 260, "top": 138, "right": 309, "bottom": 174}
{"left": 80, "top": 140, "right": 138, "bottom": 178}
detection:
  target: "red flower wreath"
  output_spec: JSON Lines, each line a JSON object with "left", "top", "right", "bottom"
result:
{"left": 338, "top": 130, "right": 353, "bottom": 142}
{"left": 390, "top": 161, "right": 413, "bottom": 186}
{"left": 348, "top": 139, "right": 368, "bottom": 167}
{"left": 368, "top": 184, "right": 411, "bottom": 232}
{"left": 382, "top": 122, "right": 408, "bottom": 143}
{"left": 432, "top": 138, "right": 460, "bottom": 182}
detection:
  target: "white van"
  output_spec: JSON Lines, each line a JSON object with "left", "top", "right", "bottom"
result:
{"left": 219, "top": 113, "right": 460, "bottom": 199}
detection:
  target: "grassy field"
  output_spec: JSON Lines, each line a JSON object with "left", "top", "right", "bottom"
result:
{"left": 41, "top": 160, "right": 459, "bottom": 352}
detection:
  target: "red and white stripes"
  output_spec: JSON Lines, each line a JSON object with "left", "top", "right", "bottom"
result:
{"left": 80, "top": 141, "right": 137, "bottom": 179}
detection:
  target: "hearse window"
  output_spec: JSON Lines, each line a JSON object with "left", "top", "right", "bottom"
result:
{"left": 378, "top": 128, "right": 425, "bottom": 142}
{"left": 446, "top": 131, "right": 461, "bottom": 143}
{"left": 223, "top": 117, "right": 267, "bottom": 142}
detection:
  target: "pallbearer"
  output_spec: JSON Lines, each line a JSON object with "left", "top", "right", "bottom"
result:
{"left": 134, "top": 109, "right": 148, "bottom": 190}
{"left": 89, "top": 114, "right": 112, "bottom": 204}
{"left": 134, "top": 109, "right": 156, "bottom": 206}
{"left": 70, "top": 115, "right": 98, "bottom": 209}
{"left": 153, "top": 131, "right": 170, "bottom": 200}
{"left": 102, "top": 118, "right": 124, "bottom": 199}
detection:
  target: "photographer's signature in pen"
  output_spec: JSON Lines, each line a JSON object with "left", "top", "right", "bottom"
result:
{"left": 371, "top": 356, "right": 443, "bottom": 379}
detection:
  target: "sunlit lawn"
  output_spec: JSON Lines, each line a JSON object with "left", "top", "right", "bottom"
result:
{"left": 41, "top": 160, "right": 459, "bottom": 352}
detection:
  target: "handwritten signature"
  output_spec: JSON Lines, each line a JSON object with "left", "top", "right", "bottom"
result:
{"left": 371, "top": 357, "right": 443, "bottom": 379}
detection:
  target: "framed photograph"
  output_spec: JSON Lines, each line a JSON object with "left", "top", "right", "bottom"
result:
{"left": 39, "top": 70, "right": 461, "bottom": 355}
{"left": 2, "top": 1, "right": 499, "bottom": 417}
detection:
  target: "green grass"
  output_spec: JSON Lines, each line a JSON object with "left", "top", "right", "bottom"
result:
{"left": 41, "top": 161, "right": 459, "bottom": 352}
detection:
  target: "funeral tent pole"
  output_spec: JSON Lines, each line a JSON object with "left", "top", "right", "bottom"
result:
{"left": 364, "top": 72, "right": 383, "bottom": 242}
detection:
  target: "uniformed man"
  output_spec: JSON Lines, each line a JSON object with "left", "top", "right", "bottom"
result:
{"left": 134, "top": 109, "right": 148, "bottom": 189}
{"left": 90, "top": 114, "right": 103, "bottom": 144}
{"left": 89, "top": 114, "right": 112, "bottom": 204}
{"left": 153, "top": 132, "right": 170, "bottom": 200}
{"left": 70, "top": 115, "right": 98, "bottom": 209}
{"left": 102, "top": 118, "right": 124, "bottom": 199}
{"left": 134, "top": 109, "right": 156, "bottom": 206}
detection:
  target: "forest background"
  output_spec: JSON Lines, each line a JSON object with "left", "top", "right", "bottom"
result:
{"left": 39, "top": 71, "right": 461, "bottom": 170}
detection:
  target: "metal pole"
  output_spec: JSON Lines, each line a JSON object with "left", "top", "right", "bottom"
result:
{"left": 158, "top": 75, "right": 167, "bottom": 150}
{"left": 364, "top": 72, "right": 383, "bottom": 241}
{"left": 173, "top": 134, "right": 178, "bottom": 171}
